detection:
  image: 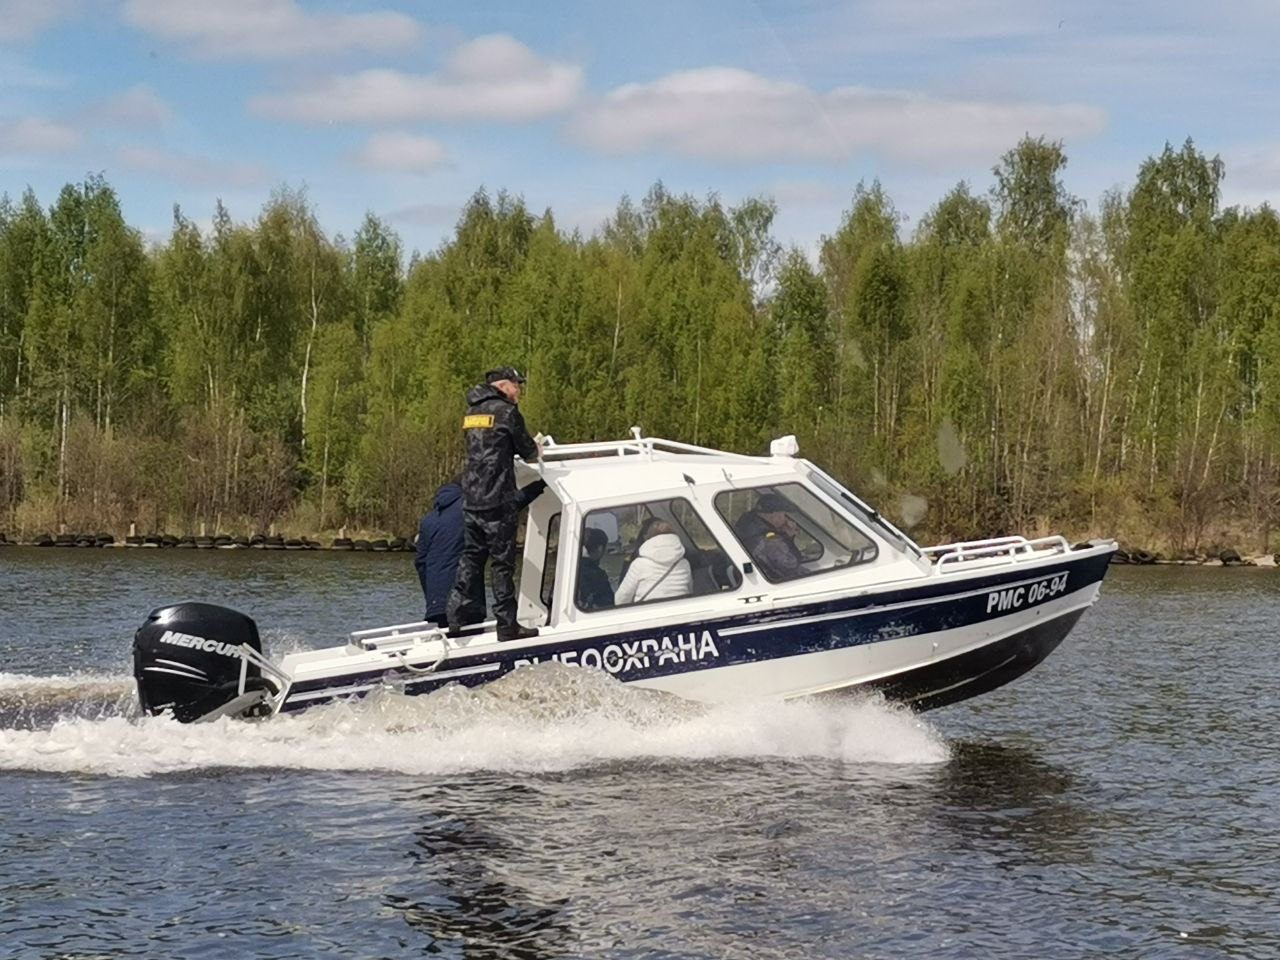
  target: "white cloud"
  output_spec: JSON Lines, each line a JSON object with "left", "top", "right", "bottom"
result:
{"left": 0, "top": 88, "right": 172, "bottom": 163}
{"left": 116, "top": 145, "right": 268, "bottom": 187}
{"left": 0, "top": 60, "right": 69, "bottom": 91}
{"left": 0, "top": 0, "right": 80, "bottom": 42}
{"left": 0, "top": 117, "right": 81, "bottom": 154}
{"left": 353, "top": 132, "right": 449, "bottom": 174}
{"left": 1221, "top": 145, "right": 1280, "bottom": 210}
{"left": 567, "top": 68, "right": 1105, "bottom": 167}
{"left": 84, "top": 85, "right": 175, "bottom": 129}
{"left": 122, "top": 0, "right": 421, "bottom": 60}
{"left": 1224, "top": 146, "right": 1280, "bottom": 188}
{"left": 768, "top": 180, "right": 843, "bottom": 207}
{"left": 252, "top": 34, "right": 582, "bottom": 124}
{"left": 388, "top": 201, "right": 464, "bottom": 228}
{"left": 852, "top": 0, "right": 1061, "bottom": 42}
{"left": 558, "top": 201, "right": 616, "bottom": 238}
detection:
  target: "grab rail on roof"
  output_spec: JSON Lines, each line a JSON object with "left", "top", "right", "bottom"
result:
{"left": 922, "top": 535, "right": 1069, "bottom": 575}
{"left": 535, "top": 429, "right": 761, "bottom": 464}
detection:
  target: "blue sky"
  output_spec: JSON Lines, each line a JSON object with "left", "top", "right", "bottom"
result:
{"left": 2, "top": 0, "right": 1278, "bottom": 256}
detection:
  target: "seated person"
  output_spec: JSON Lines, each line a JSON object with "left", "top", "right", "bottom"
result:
{"left": 614, "top": 518, "right": 692, "bottom": 604}
{"left": 734, "top": 492, "right": 805, "bottom": 581}
{"left": 585, "top": 510, "right": 620, "bottom": 551}
{"left": 576, "top": 527, "right": 615, "bottom": 610}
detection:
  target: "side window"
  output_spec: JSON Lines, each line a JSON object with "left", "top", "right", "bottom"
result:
{"left": 668, "top": 500, "right": 743, "bottom": 594}
{"left": 576, "top": 498, "right": 740, "bottom": 613}
{"left": 715, "top": 483, "right": 877, "bottom": 583}
{"left": 540, "top": 513, "right": 560, "bottom": 609}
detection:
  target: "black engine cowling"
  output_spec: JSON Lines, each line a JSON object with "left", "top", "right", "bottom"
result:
{"left": 133, "top": 602, "right": 274, "bottom": 722}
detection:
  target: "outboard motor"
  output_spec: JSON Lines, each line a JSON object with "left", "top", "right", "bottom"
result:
{"left": 133, "top": 602, "right": 276, "bottom": 722}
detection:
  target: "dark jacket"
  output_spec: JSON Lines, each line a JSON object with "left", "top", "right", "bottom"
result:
{"left": 735, "top": 510, "right": 804, "bottom": 582}
{"left": 415, "top": 478, "right": 549, "bottom": 621}
{"left": 576, "top": 556, "right": 615, "bottom": 611}
{"left": 415, "top": 482, "right": 465, "bottom": 622}
{"left": 461, "top": 384, "right": 538, "bottom": 512}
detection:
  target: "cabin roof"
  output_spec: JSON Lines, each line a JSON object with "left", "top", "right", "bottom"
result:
{"left": 514, "top": 435, "right": 806, "bottom": 506}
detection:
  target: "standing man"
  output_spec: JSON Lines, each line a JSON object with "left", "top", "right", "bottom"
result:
{"left": 446, "top": 366, "right": 543, "bottom": 641}
{"left": 415, "top": 474, "right": 546, "bottom": 625}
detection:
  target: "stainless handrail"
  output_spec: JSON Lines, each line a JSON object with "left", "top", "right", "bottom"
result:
{"left": 535, "top": 431, "right": 760, "bottom": 464}
{"left": 236, "top": 642, "right": 293, "bottom": 716}
{"left": 923, "top": 535, "right": 1069, "bottom": 575}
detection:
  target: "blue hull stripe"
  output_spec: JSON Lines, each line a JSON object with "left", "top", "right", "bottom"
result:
{"left": 717, "top": 566, "right": 1082, "bottom": 637}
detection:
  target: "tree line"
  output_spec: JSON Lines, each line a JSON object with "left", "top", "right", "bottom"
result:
{"left": 1, "top": 137, "right": 1278, "bottom": 552}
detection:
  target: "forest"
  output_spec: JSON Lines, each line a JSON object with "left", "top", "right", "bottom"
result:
{"left": 1, "top": 136, "right": 1278, "bottom": 554}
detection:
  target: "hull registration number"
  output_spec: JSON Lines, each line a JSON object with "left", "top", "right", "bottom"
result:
{"left": 986, "top": 572, "right": 1069, "bottom": 614}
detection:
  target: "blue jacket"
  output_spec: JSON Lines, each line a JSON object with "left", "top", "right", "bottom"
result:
{"left": 414, "top": 479, "right": 547, "bottom": 622}
{"left": 415, "top": 483, "right": 465, "bottom": 622}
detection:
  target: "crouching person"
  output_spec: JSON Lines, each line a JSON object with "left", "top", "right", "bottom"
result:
{"left": 416, "top": 473, "right": 546, "bottom": 627}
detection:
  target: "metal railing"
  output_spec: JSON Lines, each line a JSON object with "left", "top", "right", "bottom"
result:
{"left": 922, "top": 535, "right": 1069, "bottom": 574}
{"left": 535, "top": 427, "right": 761, "bottom": 465}
{"left": 349, "top": 619, "right": 447, "bottom": 651}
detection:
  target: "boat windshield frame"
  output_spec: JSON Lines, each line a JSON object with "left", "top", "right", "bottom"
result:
{"left": 713, "top": 480, "right": 879, "bottom": 584}
{"left": 805, "top": 465, "right": 924, "bottom": 559}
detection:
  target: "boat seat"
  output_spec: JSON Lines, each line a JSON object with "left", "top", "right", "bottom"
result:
{"left": 690, "top": 563, "right": 716, "bottom": 596}
{"left": 711, "top": 555, "right": 742, "bottom": 590}
{"left": 689, "top": 549, "right": 740, "bottom": 594}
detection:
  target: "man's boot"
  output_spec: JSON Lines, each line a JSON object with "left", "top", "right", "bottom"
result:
{"left": 497, "top": 624, "right": 539, "bottom": 642}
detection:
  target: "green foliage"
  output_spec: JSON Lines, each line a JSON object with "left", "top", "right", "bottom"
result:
{"left": 992, "top": 137, "right": 1077, "bottom": 255}
{"left": 0, "top": 190, "right": 50, "bottom": 420}
{"left": 3, "top": 149, "right": 1280, "bottom": 552}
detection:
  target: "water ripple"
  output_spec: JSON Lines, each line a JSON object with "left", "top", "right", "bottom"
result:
{"left": 2, "top": 558, "right": 1279, "bottom": 958}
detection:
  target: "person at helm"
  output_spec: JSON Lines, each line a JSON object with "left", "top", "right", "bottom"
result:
{"left": 734, "top": 492, "right": 805, "bottom": 581}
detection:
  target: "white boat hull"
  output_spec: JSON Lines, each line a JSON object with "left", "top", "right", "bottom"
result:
{"left": 272, "top": 544, "right": 1113, "bottom": 715}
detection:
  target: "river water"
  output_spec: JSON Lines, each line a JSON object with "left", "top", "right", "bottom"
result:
{"left": 1, "top": 549, "right": 1277, "bottom": 959}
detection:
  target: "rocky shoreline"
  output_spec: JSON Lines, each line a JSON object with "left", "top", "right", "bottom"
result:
{"left": 4, "top": 530, "right": 1275, "bottom": 566}
{"left": 1111, "top": 546, "right": 1279, "bottom": 567}
{"left": 0, "top": 531, "right": 414, "bottom": 552}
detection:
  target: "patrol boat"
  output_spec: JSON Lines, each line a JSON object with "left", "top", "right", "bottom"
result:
{"left": 132, "top": 432, "right": 1117, "bottom": 722}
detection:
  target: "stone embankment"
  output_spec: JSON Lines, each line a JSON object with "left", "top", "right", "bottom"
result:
{"left": 1111, "top": 546, "right": 1279, "bottom": 567}
{"left": 0, "top": 531, "right": 414, "bottom": 552}
{"left": 3, "top": 532, "right": 1273, "bottom": 565}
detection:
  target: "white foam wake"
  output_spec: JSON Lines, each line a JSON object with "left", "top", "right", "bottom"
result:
{"left": 0, "top": 663, "right": 950, "bottom": 777}
{"left": 0, "top": 671, "right": 136, "bottom": 726}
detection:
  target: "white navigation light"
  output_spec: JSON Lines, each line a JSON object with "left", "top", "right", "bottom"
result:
{"left": 770, "top": 435, "right": 799, "bottom": 457}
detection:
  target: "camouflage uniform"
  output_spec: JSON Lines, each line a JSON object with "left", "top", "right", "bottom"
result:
{"left": 446, "top": 378, "right": 539, "bottom": 637}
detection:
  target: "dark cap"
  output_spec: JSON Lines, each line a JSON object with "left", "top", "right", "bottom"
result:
{"left": 756, "top": 492, "right": 793, "bottom": 514}
{"left": 485, "top": 366, "right": 526, "bottom": 384}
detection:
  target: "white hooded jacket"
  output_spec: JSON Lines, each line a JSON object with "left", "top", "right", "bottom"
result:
{"left": 614, "top": 532, "right": 693, "bottom": 604}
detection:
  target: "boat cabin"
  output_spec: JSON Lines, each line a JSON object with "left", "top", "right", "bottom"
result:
{"left": 512, "top": 432, "right": 929, "bottom": 633}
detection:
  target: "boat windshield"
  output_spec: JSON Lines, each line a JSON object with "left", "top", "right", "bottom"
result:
{"left": 714, "top": 482, "right": 877, "bottom": 583}
{"left": 806, "top": 467, "right": 923, "bottom": 558}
